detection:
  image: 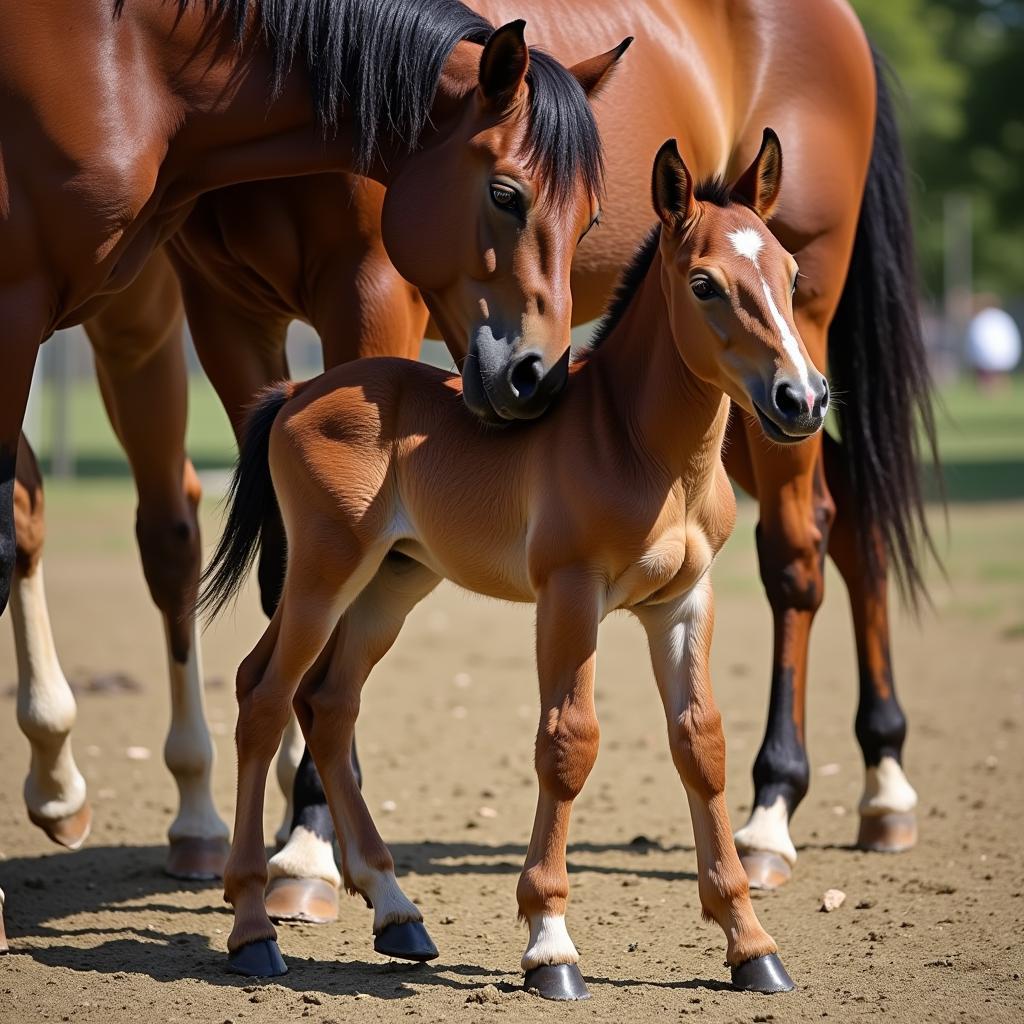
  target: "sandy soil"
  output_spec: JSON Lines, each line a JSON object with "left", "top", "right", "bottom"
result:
{"left": 0, "top": 486, "right": 1021, "bottom": 1023}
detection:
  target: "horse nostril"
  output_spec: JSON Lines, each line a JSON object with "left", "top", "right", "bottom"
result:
{"left": 508, "top": 353, "right": 544, "bottom": 402}
{"left": 773, "top": 380, "right": 804, "bottom": 422}
{"left": 820, "top": 378, "right": 830, "bottom": 412}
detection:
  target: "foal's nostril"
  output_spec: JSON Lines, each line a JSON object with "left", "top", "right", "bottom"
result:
{"left": 773, "top": 380, "right": 804, "bottom": 422}
{"left": 508, "top": 353, "right": 545, "bottom": 401}
{"left": 820, "top": 378, "right": 830, "bottom": 412}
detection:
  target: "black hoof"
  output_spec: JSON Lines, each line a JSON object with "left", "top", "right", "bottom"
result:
{"left": 731, "top": 952, "right": 795, "bottom": 993}
{"left": 524, "top": 963, "right": 591, "bottom": 1001}
{"left": 374, "top": 921, "right": 439, "bottom": 962}
{"left": 227, "top": 939, "right": 288, "bottom": 977}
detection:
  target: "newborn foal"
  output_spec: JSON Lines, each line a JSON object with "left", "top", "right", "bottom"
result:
{"left": 204, "top": 130, "right": 825, "bottom": 996}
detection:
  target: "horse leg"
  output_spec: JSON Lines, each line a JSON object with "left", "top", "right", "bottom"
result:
{"left": 637, "top": 583, "right": 793, "bottom": 993}
{"left": 11, "top": 434, "right": 91, "bottom": 848}
{"left": 732, "top": 422, "right": 835, "bottom": 889}
{"left": 823, "top": 432, "right": 918, "bottom": 850}
{"left": 512, "top": 570, "right": 601, "bottom": 1001}
{"left": 85, "top": 254, "right": 229, "bottom": 879}
{"left": 294, "top": 554, "right": 441, "bottom": 959}
{"left": 225, "top": 539, "right": 386, "bottom": 976}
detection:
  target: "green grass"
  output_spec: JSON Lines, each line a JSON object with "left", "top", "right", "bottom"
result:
{"left": 27, "top": 367, "right": 1024, "bottom": 500}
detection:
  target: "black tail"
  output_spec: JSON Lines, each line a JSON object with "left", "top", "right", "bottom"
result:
{"left": 828, "top": 44, "right": 940, "bottom": 605}
{"left": 197, "top": 383, "right": 293, "bottom": 621}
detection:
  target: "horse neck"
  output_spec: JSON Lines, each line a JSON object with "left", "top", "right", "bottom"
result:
{"left": 139, "top": 4, "right": 481, "bottom": 191}
{"left": 590, "top": 246, "right": 729, "bottom": 485}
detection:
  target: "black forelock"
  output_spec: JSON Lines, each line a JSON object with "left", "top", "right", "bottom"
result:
{"left": 120, "top": 1, "right": 603, "bottom": 202}
{"left": 587, "top": 225, "right": 661, "bottom": 351}
{"left": 694, "top": 175, "right": 732, "bottom": 207}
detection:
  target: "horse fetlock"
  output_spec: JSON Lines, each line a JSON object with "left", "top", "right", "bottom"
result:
{"left": 24, "top": 748, "right": 88, "bottom": 823}
{"left": 859, "top": 755, "right": 917, "bottom": 817}
{"left": 364, "top": 872, "right": 421, "bottom": 934}
{"left": 734, "top": 796, "right": 798, "bottom": 866}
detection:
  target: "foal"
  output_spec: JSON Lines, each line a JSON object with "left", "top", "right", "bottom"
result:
{"left": 203, "top": 131, "right": 824, "bottom": 995}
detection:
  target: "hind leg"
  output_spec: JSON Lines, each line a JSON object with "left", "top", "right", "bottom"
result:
{"left": 824, "top": 434, "right": 917, "bottom": 851}
{"left": 85, "top": 251, "right": 229, "bottom": 878}
{"left": 225, "top": 540, "right": 388, "bottom": 975}
{"left": 11, "top": 435, "right": 91, "bottom": 849}
{"left": 294, "top": 554, "right": 440, "bottom": 959}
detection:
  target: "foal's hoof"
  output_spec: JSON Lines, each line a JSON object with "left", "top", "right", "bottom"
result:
{"left": 265, "top": 877, "right": 339, "bottom": 924}
{"left": 165, "top": 836, "right": 230, "bottom": 881}
{"left": 29, "top": 802, "right": 93, "bottom": 851}
{"left": 374, "top": 921, "right": 439, "bottom": 962}
{"left": 856, "top": 812, "right": 917, "bottom": 853}
{"left": 227, "top": 939, "right": 288, "bottom": 977}
{"left": 524, "top": 963, "right": 591, "bottom": 1001}
{"left": 731, "top": 953, "right": 795, "bottom": 993}
{"left": 739, "top": 850, "right": 792, "bottom": 890}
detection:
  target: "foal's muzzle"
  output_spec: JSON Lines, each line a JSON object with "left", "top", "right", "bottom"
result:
{"left": 752, "top": 373, "right": 829, "bottom": 444}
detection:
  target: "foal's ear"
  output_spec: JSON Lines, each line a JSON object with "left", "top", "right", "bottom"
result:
{"left": 479, "top": 20, "right": 530, "bottom": 110}
{"left": 569, "top": 37, "right": 633, "bottom": 99}
{"left": 652, "top": 139, "right": 696, "bottom": 231}
{"left": 732, "top": 128, "right": 783, "bottom": 221}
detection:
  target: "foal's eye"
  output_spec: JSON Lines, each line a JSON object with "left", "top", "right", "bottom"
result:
{"left": 691, "top": 278, "right": 717, "bottom": 301}
{"left": 490, "top": 184, "right": 519, "bottom": 211}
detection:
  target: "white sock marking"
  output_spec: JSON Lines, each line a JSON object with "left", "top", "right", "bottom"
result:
{"left": 268, "top": 822, "right": 341, "bottom": 888}
{"left": 522, "top": 914, "right": 579, "bottom": 970}
{"left": 860, "top": 755, "right": 918, "bottom": 816}
{"left": 12, "top": 565, "right": 87, "bottom": 823}
{"left": 733, "top": 795, "right": 798, "bottom": 866}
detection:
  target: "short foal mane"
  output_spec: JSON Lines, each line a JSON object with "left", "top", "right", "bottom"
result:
{"left": 586, "top": 175, "right": 744, "bottom": 351}
{"left": 120, "top": 0, "right": 602, "bottom": 202}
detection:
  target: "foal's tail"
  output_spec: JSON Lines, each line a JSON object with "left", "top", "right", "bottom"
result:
{"left": 827, "top": 43, "right": 940, "bottom": 605}
{"left": 197, "top": 382, "right": 295, "bottom": 621}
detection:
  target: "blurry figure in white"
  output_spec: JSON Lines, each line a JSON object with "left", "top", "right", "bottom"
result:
{"left": 966, "top": 298, "right": 1021, "bottom": 391}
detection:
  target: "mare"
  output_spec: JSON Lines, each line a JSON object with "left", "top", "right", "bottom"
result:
{"left": 183, "top": 0, "right": 936, "bottom": 903}
{"left": 199, "top": 133, "right": 814, "bottom": 994}
{"left": 0, "top": 0, "right": 626, "bottom": 939}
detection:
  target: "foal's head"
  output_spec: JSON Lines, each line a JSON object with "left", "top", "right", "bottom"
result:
{"left": 381, "top": 22, "right": 629, "bottom": 423}
{"left": 652, "top": 132, "right": 829, "bottom": 442}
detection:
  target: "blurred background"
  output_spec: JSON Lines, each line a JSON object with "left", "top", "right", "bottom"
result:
{"left": 23, "top": 0, "right": 1023, "bottom": 504}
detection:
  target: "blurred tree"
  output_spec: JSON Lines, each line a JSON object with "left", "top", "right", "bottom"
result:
{"left": 853, "top": 0, "right": 1024, "bottom": 299}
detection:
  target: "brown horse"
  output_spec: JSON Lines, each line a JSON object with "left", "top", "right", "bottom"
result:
{"left": 200, "top": 134, "right": 812, "bottom": 994}
{"left": 180, "top": 0, "right": 933, "bottom": 903}
{"left": 0, "top": 0, "right": 629, "bottom": 941}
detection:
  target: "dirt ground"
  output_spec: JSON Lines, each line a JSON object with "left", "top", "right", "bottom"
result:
{"left": 0, "top": 482, "right": 1021, "bottom": 1023}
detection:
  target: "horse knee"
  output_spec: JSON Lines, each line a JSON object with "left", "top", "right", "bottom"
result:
{"left": 670, "top": 705, "right": 726, "bottom": 798}
{"left": 535, "top": 704, "right": 599, "bottom": 802}
{"left": 756, "top": 521, "right": 827, "bottom": 615}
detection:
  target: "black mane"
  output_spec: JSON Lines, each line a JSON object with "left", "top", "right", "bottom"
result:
{"left": 127, "top": 1, "right": 602, "bottom": 203}
{"left": 587, "top": 225, "right": 661, "bottom": 351}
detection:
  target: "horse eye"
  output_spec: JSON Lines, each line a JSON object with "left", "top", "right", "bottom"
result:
{"left": 691, "top": 278, "right": 717, "bottom": 301}
{"left": 490, "top": 185, "right": 518, "bottom": 211}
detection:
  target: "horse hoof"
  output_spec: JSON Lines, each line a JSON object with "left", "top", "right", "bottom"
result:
{"left": 739, "top": 850, "right": 792, "bottom": 890}
{"left": 524, "top": 963, "right": 591, "bottom": 1001}
{"left": 856, "top": 812, "right": 917, "bottom": 853}
{"left": 731, "top": 953, "right": 795, "bottom": 993}
{"left": 165, "top": 837, "right": 230, "bottom": 881}
{"left": 374, "top": 921, "right": 439, "bottom": 962}
{"left": 227, "top": 939, "right": 288, "bottom": 977}
{"left": 29, "top": 802, "right": 93, "bottom": 851}
{"left": 265, "top": 877, "right": 339, "bottom": 924}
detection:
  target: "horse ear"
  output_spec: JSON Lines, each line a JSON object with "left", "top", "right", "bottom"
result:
{"left": 479, "top": 20, "right": 530, "bottom": 110}
{"left": 732, "top": 128, "right": 783, "bottom": 221}
{"left": 569, "top": 37, "right": 633, "bottom": 99}
{"left": 652, "top": 139, "right": 695, "bottom": 231}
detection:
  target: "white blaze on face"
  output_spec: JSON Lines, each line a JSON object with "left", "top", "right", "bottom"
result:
{"left": 728, "top": 225, "right": 812, "bottom": 401}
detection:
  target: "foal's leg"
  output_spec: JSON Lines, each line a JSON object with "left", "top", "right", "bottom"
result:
{"left": 515, "top": 571, "right": 601, "bottom": 1001}
{"left": 823, "top": 434, "right": 918, "bottom": 850}
{"left": 637, "top": 585, "right": 794, "bottom": 993}
{"left": 731, "top": 421, "right": 835, "bottom": 889}
{"left": 85, "top": 251, "right": 228, "bottom": 879}
{"left": 295, "top": 554, "right": 441, "bottom": 960}
{"left": 11, "top": 435, "right": 90, "bottom": 848}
